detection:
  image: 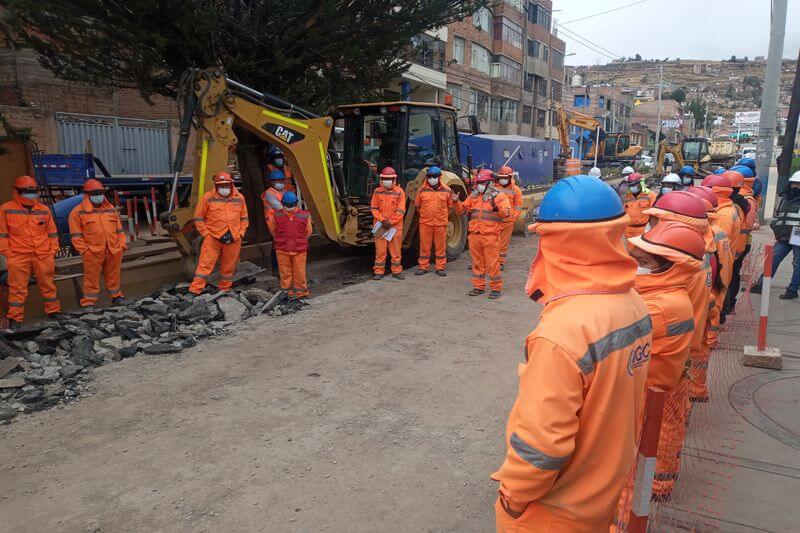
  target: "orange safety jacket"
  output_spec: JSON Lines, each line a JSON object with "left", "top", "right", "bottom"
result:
{"left": 457, "top": 191, "right": 512, "bottom": 234}
{"left": 496, "top": 183, "right": 524, "bottom": 224}
{"left": 711, "top": 187, "right": 742, "bottom": 250}
{"left": 623, "top": 191, "right": 658, "bottom": 238}
{"left": 741, "top": 192, "right": 759, "bottom": 245}
{"left": 413, "top": 183, "right": 454, "bottom": 227}
{"left": 710, "top": 213, "right": 734, "bottom": 289}
{"left": 267, "top": 163, "right": 296, "bottom": 192}
{"left": 68, "top": 197, "right": 126, "bottom": 255}
{"left": 493, "top": 214, "right": 653, "bottom": 524}
{"left": 0, "top": 192, "right": 59, "bottom": 257}
{"left": 370, "top": 184, "right": 406, "bottom": 227}
{"left": 193, "top": 189, "right": 249, "bottom": 240}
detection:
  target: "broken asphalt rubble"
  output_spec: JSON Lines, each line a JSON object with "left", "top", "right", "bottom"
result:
{"left": 0, "top": 283, "right": 307, "bottom": 422}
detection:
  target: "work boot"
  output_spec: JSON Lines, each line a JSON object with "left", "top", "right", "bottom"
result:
{"left": 415, "top": 269, "right": 429, "bottom": 276}
{"left": 468, "top": 288, "right": 484, "bottom": 296}
{"left": 7, "top": 319, "right": 22, "bottom": 331}
{"left": 749, "top": 282, "right": 762, "bottom": 294}
{"left": 779, "top": 290, "right": 799, "bottom": 300}
{"left": 435, "top": 270, "right": 447, "bottom": 277}
{"left": 48, "top": 312, "right": 65, "bottom": 321}
{"left": 488, "top": 290, "right": 502, "bottom": 299}
{"left": 392, "top": 273, "right": 405, "bottom": 280}
{"left": 80, "top": 305, "right": 97, "bottom": 313}
{"left": 373, "top": 274, "right": 384, "bottom": 281}
{"left": 111, "top": 296, "right": 126, "bottom": 306}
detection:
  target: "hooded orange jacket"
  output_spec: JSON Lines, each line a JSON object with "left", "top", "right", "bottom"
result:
{"left": 712, "top": 187, "right": 741, "bottom": 250}
{"left": 413, "top": 182, "right": 454, "bottom": 226}
{"left": 194, "top": 188, "right": 249, "bottom": 240}
{"left": 623, "top": 191, "right": 658, "bottom": 238}
{"left": 68, "top": 197, "right": 126, "bottom": 255}
{"left": 457, "top": 189, "right": 512, "bottom": 234}
{"left": 493, "top": 214, "right": 652, "bottom": 526}
{"left": 0, "top": 192, "right": 59, "bottom": 257}
{"left": 370, "top": 184, "right": 406, "bottom": 227}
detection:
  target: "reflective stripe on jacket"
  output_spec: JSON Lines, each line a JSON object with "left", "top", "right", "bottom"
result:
{"left": 370, "top": 185, "right": 406, "bottom": 227}
{"left": 413, "top": 184, "right": 453, "bottom": 227}
{"left": 68, "top": 197, "right": 126, "bottom": 255}
{"left": 194, "top": 189, "right": 249, "bottom": 240}
{"left": 268, "top": 209, "right": 312, "bottom": 253}
{"left": 458, "top": 192, "right": 511, "bottom": 234}
{"left": 497, "top": 184, "right": 524, "bottom": 223}
{"left": 0, "top": 193, "right": 58, "bottom": 257}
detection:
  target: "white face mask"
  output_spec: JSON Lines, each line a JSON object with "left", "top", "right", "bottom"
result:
{"left": 636, "top": 266, "right": 652, "bottom": 275}
{"left": 217, "top": 187, "right": 232, "bottom": 197}
{"left": 273, "top": 182, "right": 285, "bottom": 191}
{"left": 273, "top": 158, "right": 284, "bottom": 167}
{"left": 499, "top": 178, "right": 510, "bottom": 186}
{"left": 427, "top": 177, "right": 439, "bottom": 186}
{"left": 477, "top": 184, "right": 487, "bottom": 193}
{"left": 629, "top": 186, "right": 641, "bottom": 196}
{"left": 661, "top": 186, "right": 674, "bottom": 194}
{"left": 21, "top": 193, "right": 37, "bottom": 201}
{"left": 89, "top": 194, "right": 105, "bottom": 205}
{"left": 381, "top": 180, "right": 393, "bottom": 188}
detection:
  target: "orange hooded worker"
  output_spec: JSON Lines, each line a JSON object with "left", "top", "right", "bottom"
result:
{"left": 68, "top": 180, "right": 127, "bottom": 309}
{"left": 617, "top": 222, "right": 703, "bottom": 516}
{"left": 619, "top": 172, "right": 658, "bottom": 238}
{"left": 700, "top": 173, "right": 736, "bottom": 335}
{"left": 492, "top": 175, "right": 652, "bottom": 532}
{"left": 495, "top": 165, "right": 523, "bottom": 270}
{"left": 0, "top": 175, "right": 62, "bottom": 328}
{"left": 413, "top": 166, "right": 455, "bottom": 276}
{"left": 370, "top": 167, "right": 406, "bottom": 280}
{"left": 267, "top": 191, "right": 312, "bottom": 298}
{"left": 722, "top": 165, "right": 758, "bottom": 319}
{"left": 189, "top": 172, "right": 248, "bottom": 295}
{"left": 456, "top": 169, "right": 511, "bottom": 299}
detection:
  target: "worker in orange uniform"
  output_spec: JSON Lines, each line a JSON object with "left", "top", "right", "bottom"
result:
{"left": 722, "top": 165, "right": 758, "bottom": 317}
{"left": 370, "top": 167, "right": 406, "bottom": 280}
{"left": 413, "top": 166, "right": 454, "bottom": 276}
{"left": 0, "top": 176, "right": 62, "bottom": 328}
{"left": 267, "top": 147, "right": 296, "bottom": 192}
{"left": 68, "top": 179, "right": 127, "bottom": 310}
{"left": 495, "top": 165, "right": 523, "bottom": 270}
{"left": 618, "top": 223, "right": 703, "bottom": 516}
{"left": 189, "top": 172, "right": 248, "bottom": 295}
{"left": 267, "top": 191, "right": 312, "bottom": 299}
{"left": 455, "top": 170, "right": 511, "bottom": 299}
{"left": 492, "top": 175, "right": 653, "bottom": 532}
{"left": 619, "top": 172, "right": 658, "bottom": 238}
{"left": 262, "top": 169, "right": 287, "bottom": 274}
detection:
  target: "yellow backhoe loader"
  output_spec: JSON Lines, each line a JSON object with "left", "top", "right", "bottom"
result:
{"left": 162, "top": 67, "right": 470, "bottom": 273}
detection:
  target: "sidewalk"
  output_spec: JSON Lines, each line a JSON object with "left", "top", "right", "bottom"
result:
{"left": 649, "top": 226, "right": 800, "bottom": 532}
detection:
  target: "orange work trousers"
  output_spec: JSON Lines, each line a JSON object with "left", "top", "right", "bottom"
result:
{"left": 374, "top": 231, "right": 402, "bottom": 275}
{"left": 653, "top": 377, "right": 691, "bottom": 498}
{"left": 499, "top": 223, "right": 514, "bottom": 266}
{"left": 6, "top": 252, "right": 61, "bottom": 322}
{"left": 469, "top": 233, "right": 502, "bottom": 291}
{"left": 80, "top": 248, "right": 123, "bottom": 307}
{"left": 692, "top": 293, "right": 724, "bottom": 402}
{"left": 277, "top": 251, "right": 308, "bottom": 297}
{"left": 495, "top": 498, "right": 612, "bottom": 533}
{"left": 189, "top": 237, "right": 242, "bottom": 294}
{"left": 418, "top": 224, "right": 447, "bottom": 272}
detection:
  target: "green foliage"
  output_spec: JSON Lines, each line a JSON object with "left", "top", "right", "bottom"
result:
{"left": 743, "top": 75, "right": 762, "bottom": 88}
{"left": 669, "top": 88, "right": 686, "bottom": 103}
{"left": 3, "top": 0, "right": 486, "bottom": 113}
{"left": 686, "top": 99, "right": 717, "bottom": 130}
{"left": 792, "top": 156, "right": 800, "bottom": 175}
{"left": 0, "top": 113, "right": 34, "bottom": 155}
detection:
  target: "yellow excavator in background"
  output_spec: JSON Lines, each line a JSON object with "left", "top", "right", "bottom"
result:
{"left": 162, "top": 67, "right": 470, "bottom": 272}
{"left": 655, "top": 138, "right": 712, "bottom": 176}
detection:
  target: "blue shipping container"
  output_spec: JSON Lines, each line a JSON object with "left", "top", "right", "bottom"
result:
{"left": 458, "top": 134, "right": 554, "bottom": 187}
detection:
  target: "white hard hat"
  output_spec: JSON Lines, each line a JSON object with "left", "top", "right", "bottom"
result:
{"left": 621, "top": 166, "right": 635, "bottom": 176}
{"left": 588, "top": 166, "right": 602, "bottom": 178}
{"left": 662, "top": 173, "right": 681, "bottom": 184}
{"left": 789, "top": 170, "right": 800, "bottom": 183}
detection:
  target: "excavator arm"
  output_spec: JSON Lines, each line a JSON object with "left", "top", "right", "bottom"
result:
{"left": 554, "top": 104, "right": 604, "bottom": 160}
{"left": 655, "top": 140, "right": 685, "bottom": 174}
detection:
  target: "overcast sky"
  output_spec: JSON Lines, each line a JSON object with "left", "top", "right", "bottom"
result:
{"left": 557, "top": 0, "right": 800, "bottom": 66}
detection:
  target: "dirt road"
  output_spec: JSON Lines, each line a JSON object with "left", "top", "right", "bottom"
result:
{"left": 0, "top": 236, "right": 539, "bottom": 532}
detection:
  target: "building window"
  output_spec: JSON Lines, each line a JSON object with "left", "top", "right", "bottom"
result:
{"left": 552, "top": 49, "right": 565, "bottom": 70}
{"left": 550, "top": 80, "right": 562, "bottom": 101}
{"left": 471, "top": 44, "right": 491, "bottom": 75}
{"left": 536, "top": 77, "right": 547, "bottom": 97}
{"left": 542, "top": 46, "right": 549, "bottom": 63}
{"left": 528, "top": 2, "right": 552, "bottom": 30}
{"left": 411, "top": 34, "right": 446, "bottom": 72}
{"left": 453, "top": 37, "right": 465, "bottom": 65}
{"left": 447, "top": 83, "right": 462, "bottom": 111}
{"left": 537, "top": 109, "right": 546, "bottom": 128}
{"left": 473, "top": 7, "right": 491, "bottom": 32}
{"left": 550, "top": 109, "right": 558, "bottom": 127}
{"left": 574, "top": 94, "right": 590, "bottom": 108}
{"left": 527, "top": 39, "right": 540, "bottom": 58}
{"left": 491, "top": 55, "right": 522, "bottom": 85}
{"left": 504, "top": 0, "right": 525, "bottom": 11}
{"left": 598, "top": 96, "right": 605, "bottom": 109}
{"left": 476, "top": 92, "right": 490, "bottom": 122}
{"left": 523, "top": 73, "right": 534, "bottom": 92}
{"left": 503, "top": 101, "right": 518, "bottom": 123}
{"left": 522, "top": 105, "right": 533, "bottom": 124}
{"left": 493, "top": 17, "right": 523, "bottom": 49}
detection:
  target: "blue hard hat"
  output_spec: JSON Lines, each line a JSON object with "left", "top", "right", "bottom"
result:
{"left": 269, "top": 146, "right": 283, "bottom": 157}
{"left": 679, "top": 165, "right": 695, "bottom": 176}
{"left": 731, "top": 165, "right": 755, "bottom": 178}
{"left": 753, "top": 177, "right": 763, "bottom": 196}
{"left": 736, "top": 157, "right": 756, "bottom": 170}
{"left": 537, "top": 175, "right": 624, "bottom": 223}
{"left": 281, "top": 191, "right": 298, "bottom": 206}
{"left": 713, "top": 168, "right": 727, "bottom": 175}
{"left": 268, "top": 169, "right": 286, "bottom": 181}
{"left": 427, "top": 166, "right": 442, "bottom": 176}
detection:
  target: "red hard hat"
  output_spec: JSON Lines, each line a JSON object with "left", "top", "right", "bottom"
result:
{"left": 638, "top": 220, "right": 706, "bottom": 261}
{"left": 685, "top": 186, "right": 718, "bottom": 209}
{"left": 83, "top": 179, "right": 105, "bottom": 193}
{"left": 723, "top": 170, "right": 745, "bottom": 188}
{"left": 476, "top": 169, "right": 495, "bottom": 183}
{"left": 13, "top": 175, "right": 36, "bottom": 189}
{"left": 213, "top": 172, "right": 233, "bottom": 184}
{"left": 652, "top": 190, "right": 707, "bottom": 219}
{"left": 497, "top": 165, "right": 513, "bottom": 178}
{"left": 379, "top": 167, "right": 397, "bottom": 179}
{"left": 701, "top": 174, "right": 732, "bottom": 189}
{"left": 624, "top": 173, "right": 644, "bottom": 184}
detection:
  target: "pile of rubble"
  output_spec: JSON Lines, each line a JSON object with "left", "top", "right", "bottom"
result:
{"left": 0, "top": 283, "right": 307, "bottom": 423}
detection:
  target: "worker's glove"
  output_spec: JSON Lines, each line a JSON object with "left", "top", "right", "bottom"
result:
{"left": 380, "top": 219, "right": 392, "bottom": 229}
{"left": 219, "top": 230, "right": 234, "bottom": 244}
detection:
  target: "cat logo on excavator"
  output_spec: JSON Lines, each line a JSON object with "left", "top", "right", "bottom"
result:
{"left": 262, "top": 123, "right": 305, "bottom": 144}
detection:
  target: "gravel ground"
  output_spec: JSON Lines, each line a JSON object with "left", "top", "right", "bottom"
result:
{"left": 0, "top": 235, "right": 539, "bottom": 532}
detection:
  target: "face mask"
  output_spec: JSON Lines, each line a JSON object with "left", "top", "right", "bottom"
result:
{"left": 283, "top": 205, "right": 297, "bottom": 212}
{"left": 636, "top": 266, "right": 652, "bottom": 276}
{"left": 477, "top": 184, "right": 487, "bottom": 193}
{"left": 89, "top": 194, "right": 105, "bottom": 205}
{"left": 21, "top": 193, "right": 37, "bottom": 201}
{"left": 661, "top": 186, "right": 674, "bottom": 194}
{"left": 217, "top": 187, "right": 231, "bottom": 197}
{"left": 427, "top": 177, "right": 439, "bottom": 186}
{"left": 274, "top": 182, "right": 285, "bottom": 191}
{"left": 273, "top": 158, "right": 284, "bottom": 167}
{"left": 381, "top": 180, "right": 393, "bottom": 188}
{"left": 499, "top": 178, "right": 510, "bottom": 186}
{"left": 682, "top": 176, "right": 693, "bottom": 186}
{"left": 629, "top": 186, "right": 641, "bottom": 196}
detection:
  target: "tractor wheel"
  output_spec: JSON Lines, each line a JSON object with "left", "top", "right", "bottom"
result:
{"left": 446, "top": 211, "right": 468, "bottom": 261}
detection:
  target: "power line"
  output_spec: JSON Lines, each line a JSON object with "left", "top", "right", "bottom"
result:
{"left": 556, "top": 25, "right": 622, "bottom": 61}
{"left": 559, "top": 0, "right": 650, "bottom": 25}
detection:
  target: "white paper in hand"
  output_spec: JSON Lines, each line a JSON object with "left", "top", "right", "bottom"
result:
{"left": 790, "top": 225, "right": 800, "bottom": 246}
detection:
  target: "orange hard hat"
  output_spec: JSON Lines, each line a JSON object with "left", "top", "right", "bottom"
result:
{"left": 624, "top": 172, "right": 644, "bottom": 184}
{"left": 83, "top": 179, "right": 106, "bottom": 193}
{"left": 636, "top": 220, "right": 706, "bottom": 261}
{"left": 723, "top": 170, "right": 744, "bottom": 188}
{"left": 476, "top": 169, "right": 495, "bottom": 183}
{"left": 379, "top": 167, "right": 397, "bottom": 179}
{"left": 497, "top": 165, "right": 513, "bottom": 178}
{"left": 685, "top": 185, "right": 718, "bottom": 210}
{"left": 13, "top": 175, "right": 36, "bottom": 189}
{"left": 213, "top": 172, "right": 233, "bottom": 184}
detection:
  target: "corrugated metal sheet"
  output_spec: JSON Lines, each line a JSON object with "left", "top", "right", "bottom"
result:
{"left": 56, "top": 113, "right": 170, "bottom": 175}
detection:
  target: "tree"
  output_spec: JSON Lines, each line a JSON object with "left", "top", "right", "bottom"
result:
{"left": 743, "top": 75, "right": 762, "bottom": 88}
{"left": 669, "top": 88, "right": 687, "bottom": 103}
{"left": 686, "top": 99, "right": 717, "bottom": 130}
{"left": 634, "top": 53, "right": 642, "bottom": 61}
{"left": 2, "top": 0, "right": 485, "bottom": 112}
{"left": 726, "top": 82, "right": 734, "bottom": 98}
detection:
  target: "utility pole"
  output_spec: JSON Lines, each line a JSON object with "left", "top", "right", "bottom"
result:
{"left": 756, "top": 0, "right": 788, "bottom": 219}
{"left": 654, "top": 65, "right": 664, "bottom": 166}
{"left": 777, "top": 48, "right": 800, "bottom": 192}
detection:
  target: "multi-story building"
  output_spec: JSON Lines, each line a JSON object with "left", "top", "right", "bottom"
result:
{"left": 565, "top": 83, "right": 634, "bottom": 134}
